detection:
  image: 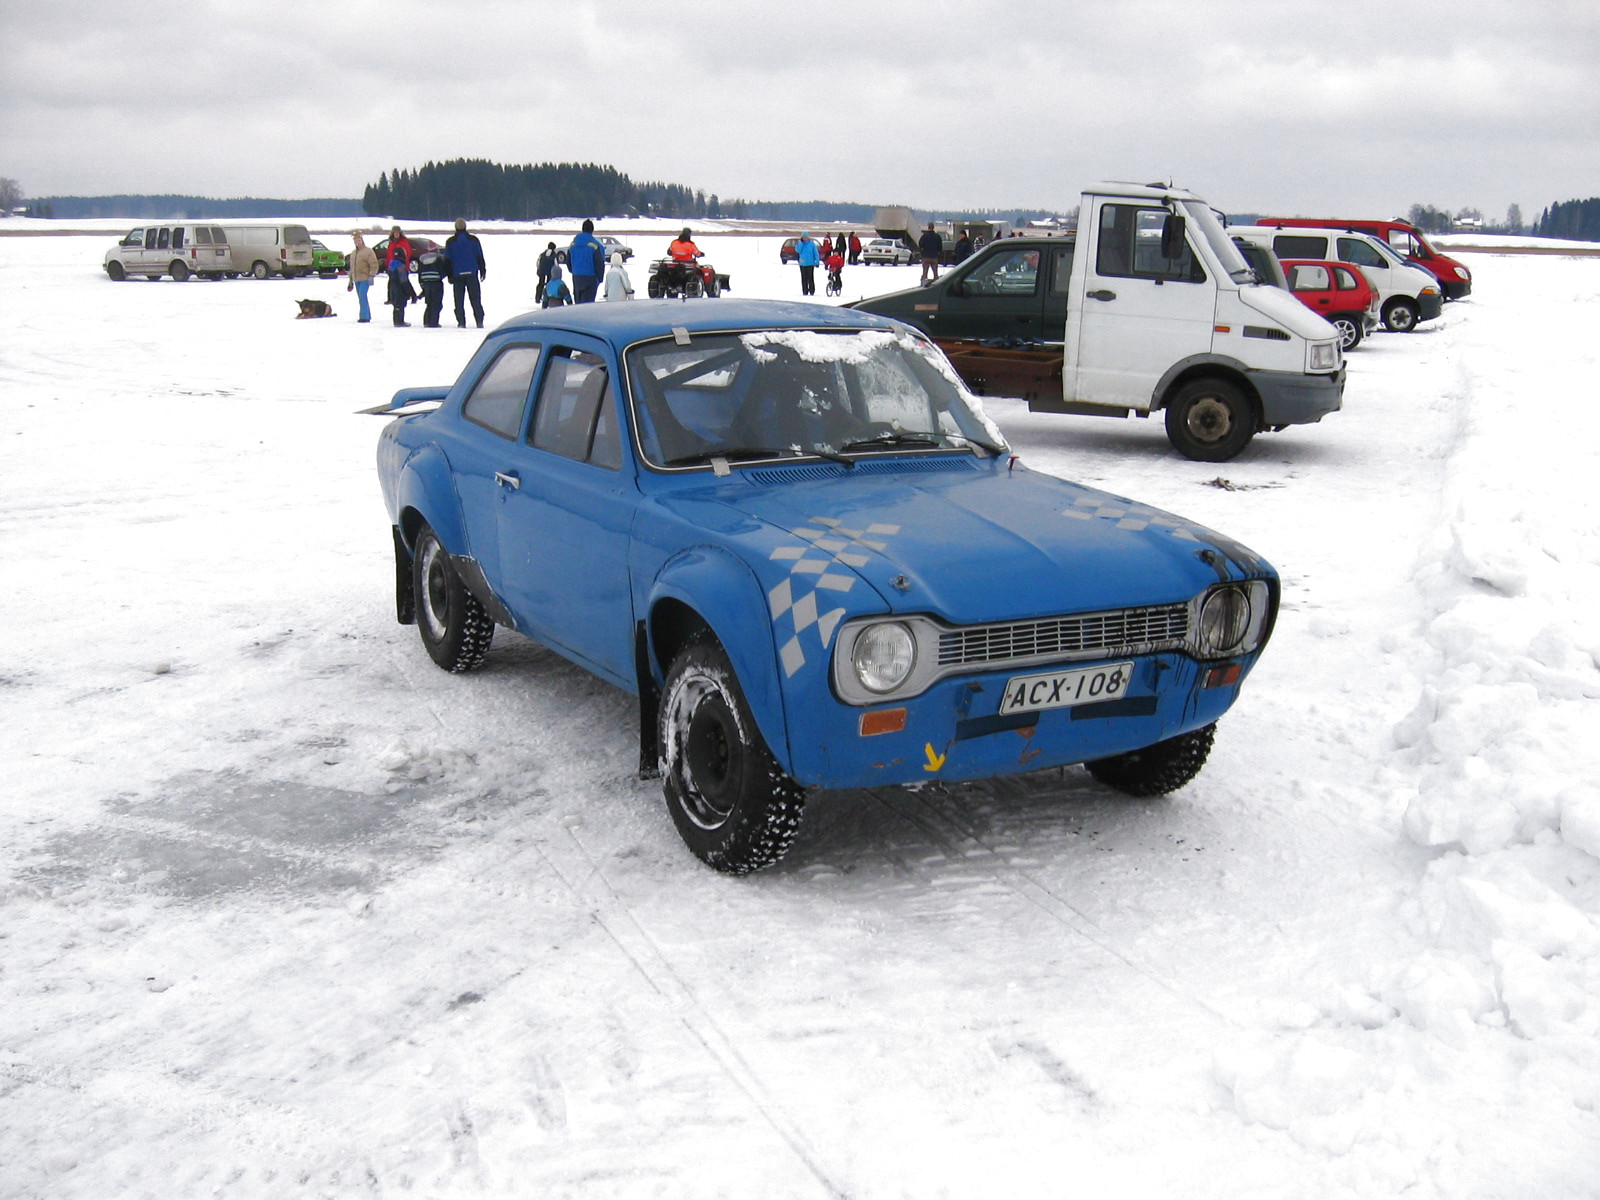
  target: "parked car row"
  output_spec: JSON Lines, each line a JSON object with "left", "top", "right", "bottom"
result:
{"left": 103, "top": 222, "right": 316, "bottom": 281}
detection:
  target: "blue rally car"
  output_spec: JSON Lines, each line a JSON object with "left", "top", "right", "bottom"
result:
{"left": 374, "top": 299, "right": 1279, "bottom": 873}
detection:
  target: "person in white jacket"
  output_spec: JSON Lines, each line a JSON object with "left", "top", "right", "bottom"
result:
{"left": 603, "top": 251, "right": 634, "bottom": 301}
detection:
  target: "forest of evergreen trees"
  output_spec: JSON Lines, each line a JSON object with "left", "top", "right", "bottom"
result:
{"left": 1532, "top": 198, "right": 1600, "bottom": 241}
{"left": 362, "top": 158, "right": 752, "bottom": 222}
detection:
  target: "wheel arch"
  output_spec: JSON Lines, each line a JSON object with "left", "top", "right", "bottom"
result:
{"left": 1153, "top": 356, "right": 1264, "bottom": 424}
{"left": 640, "top": 547, "right": 793, "bottom": 777}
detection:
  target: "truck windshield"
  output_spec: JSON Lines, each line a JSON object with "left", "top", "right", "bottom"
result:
{"left": 1184, "top": 201, "right": 1255, "bottom": 284}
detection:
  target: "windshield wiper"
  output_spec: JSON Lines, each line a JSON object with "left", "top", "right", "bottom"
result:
{"left": 666, "top": 445, "right": 853, "bottom": 467}
{"left": 838, "top": 430, "right": 1007, "bottom": 457}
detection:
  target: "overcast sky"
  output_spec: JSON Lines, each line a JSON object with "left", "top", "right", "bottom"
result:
{"left": 4, "top": 0, "right": 1596, "bottom": 220}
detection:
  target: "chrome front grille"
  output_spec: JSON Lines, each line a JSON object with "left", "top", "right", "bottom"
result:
{"left": 937, "top": 603, "right": 1190, "bottom": 667}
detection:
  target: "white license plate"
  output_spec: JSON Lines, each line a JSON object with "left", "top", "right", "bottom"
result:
{"left": 998, "top": 662, "right": 1134, "bottom": 715}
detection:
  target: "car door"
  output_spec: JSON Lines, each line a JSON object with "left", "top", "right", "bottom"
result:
{"left": 1071, "top": 201, "right": 1216, "bottom": 410}
{"left": 493, "top": 341, "right": 639, "bottom": 687}
{"left": 935, "top": 244, "right": 1050, "bottom": 343}
{"left": 443, "top": 342, "right": 546, "bottom": 591}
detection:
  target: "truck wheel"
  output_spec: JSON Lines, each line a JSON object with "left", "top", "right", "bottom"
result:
{"left": 1086, "top": 723, "right": 1216, "bottom": 797}
{"left": 250, "top": 260, "right": 271, "bottom": 280}
{"left": 413, "top": 524, "right": 494, "bottom": 672}
{"left": 169, "top": 260, "right": 190, "bottom": 282}
{"left": 106, "top": 261, "right": 126, "bottom": 281}
{"left": 1382, "top": 299, "right": 1418, "bottom": 333}
{"left": 658, "top": 634, "right": 806, "bottom": 874}
{"left": 1164, "top": 379, "right": 1256, "bottom": 462}
{"left": 1331, "top": 315, "right": 1362, "bottom": 350}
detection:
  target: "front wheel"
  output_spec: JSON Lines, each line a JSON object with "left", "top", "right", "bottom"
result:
{"left": 1085, "top": 723, "right": 1216, "bottom": 797}
{"left": 658, "top": 635, "right": 806, "bottom": 873}
{"left": 106, "top": 261, "right": 126, "bottom": 281}
{"left": 412, "top": 524, "right": 494, "bottom": 672}
{"left": 1163, "top": 378, "right": 1256, "bottom": 462}
{"left": 169, "top": 260, "right": 190, "bottom": 282}
{"left": 1383, "top": 299, "right": 1418, "bottom": 333}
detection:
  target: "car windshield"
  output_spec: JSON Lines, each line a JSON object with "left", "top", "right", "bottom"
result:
{"left": 626, "top": 329, "right": 1008, "bottom": 469}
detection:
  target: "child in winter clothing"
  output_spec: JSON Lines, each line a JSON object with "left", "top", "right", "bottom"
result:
{"left": 542, "top": 264, "right": 571, "bottom": 308}
{"left": 604, "top": 252, "right": 634, "bottom": 301}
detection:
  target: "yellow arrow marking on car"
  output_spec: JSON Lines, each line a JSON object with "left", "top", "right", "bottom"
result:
{"left": 923, "top": 744, "right": 947, "bottom": 772}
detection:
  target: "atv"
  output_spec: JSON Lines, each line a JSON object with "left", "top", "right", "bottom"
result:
{"left": 645, "top": 258, "right": 731, "bottom": 299}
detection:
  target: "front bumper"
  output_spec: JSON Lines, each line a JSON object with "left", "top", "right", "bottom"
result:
{"left": 1251, "top": 365, "right": 1344, "bottom": 428}
{"left": 782, "top": 651, "right": 1255, "bottom": 790}
{"left": 1419, "top": 292, "right": 1444, "bottom": 322}
{"left": 1440, "top": 279, "right": 1470, "bottom": 301}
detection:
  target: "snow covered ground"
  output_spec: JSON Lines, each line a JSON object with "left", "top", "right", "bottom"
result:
{"left": 1, "top": 227, "right": 1597, "bottom": 1198}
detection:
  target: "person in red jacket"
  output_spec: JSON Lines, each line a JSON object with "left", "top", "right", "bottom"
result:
{"left": 383, "top": 226, "right": 413, "bottom": 270}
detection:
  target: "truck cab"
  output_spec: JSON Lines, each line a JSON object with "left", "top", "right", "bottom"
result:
{"left": 854, "top": 183, "right": 1344, "bottom": 462}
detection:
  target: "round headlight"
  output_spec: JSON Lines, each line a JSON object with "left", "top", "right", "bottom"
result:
{"left": 1198, "top": 587, "right": 1251, "bottom": 657}
{"left": 851, "top": 622, "right": 916, "bottom": 693}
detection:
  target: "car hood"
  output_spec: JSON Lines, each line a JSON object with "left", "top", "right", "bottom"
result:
{"left": 670, "top": 457, "right": 1270, "bottom": 625}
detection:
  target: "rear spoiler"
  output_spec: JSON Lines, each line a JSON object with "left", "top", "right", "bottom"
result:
{"left": 358, "top": 386, "right": 450, "bottom": 416}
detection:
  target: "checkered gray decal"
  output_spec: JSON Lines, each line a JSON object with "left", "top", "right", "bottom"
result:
{"left": 768, "top": 517, "right": 901, "bottom": 677}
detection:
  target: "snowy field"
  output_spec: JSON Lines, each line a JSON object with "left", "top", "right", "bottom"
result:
{"left": 2, "top": 225, "right": 1598, "bottom": 1198}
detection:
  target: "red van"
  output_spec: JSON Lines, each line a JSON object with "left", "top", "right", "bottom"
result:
{"left": 1280, "top": 259, "right": 1379, "bottom": 350}
{"left": 1259, "top": 217, "right": 1472, "bottom": 300}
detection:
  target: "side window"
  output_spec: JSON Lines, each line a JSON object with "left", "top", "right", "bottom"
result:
{"left": 172, "top": 227, "right": 186, "bottom": 249}
{"left": 144, "top": 229, "right": 159, "bottom": 249}
{"left": 122, "top": 229, "right": 144, "bottom": 247}
{"left": 960, "top": 248, "right": 1042, "bottom": 296}
{"left": 156, "top": 227, "right": 171, "bottom": 250}
{"left": 1337, "top": 238, "right": 1385, "bottom": 268}
{"left": 1290, "top": 264, "right": 1331, "bottom": 291}
{"left": 462, "top": 345, "right": 541, "bottom": 439}
{"left": 1096, "top": 204, "right": 1204, "bottom": 282}
{"left": 1388, "top": 230, "right": 1418, "bottom": 256}
{"left": 1273, "top": 235, "right": 1327, "bottom": 259}
{"left": 531, "top": 350, "right": 619, "bottom": 469}
{"left": 1333, "top": 267, "right": 1362, "bottom": 290}
{"left": 1048, "top": 243, "right": 1074, "bottom": 295}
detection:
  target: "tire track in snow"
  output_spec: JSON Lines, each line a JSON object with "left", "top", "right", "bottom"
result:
{"left": 525, "top": 823, "right": 849, "bottom": 1199}
{"left": 865, "top": 784, "right": 1242, "bottom": 1027}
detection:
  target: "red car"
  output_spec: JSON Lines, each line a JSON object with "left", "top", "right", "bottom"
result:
{"left": 1280, "top": 259, "right": 1379, "bottom": 350}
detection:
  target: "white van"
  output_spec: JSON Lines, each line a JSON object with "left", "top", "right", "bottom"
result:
{"left": 221, "top": 224, "right": 315, "bottom": 279}
{"left": 103, "top": 224, "right": 232, "bottom": 281}
{"left": 1227, "top": 225, "right": 1442, "bottom": 332}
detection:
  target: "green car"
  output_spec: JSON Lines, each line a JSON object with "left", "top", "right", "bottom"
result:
{"left": 311, "top": 240, "right": 347, "bottom": 278}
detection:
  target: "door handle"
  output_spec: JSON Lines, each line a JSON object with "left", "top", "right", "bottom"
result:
{"left": 494, "top": 471, "right": 520, "bottom": 489}
{"left": 1087, "top": 289, "right": 1117, "bottom": 301}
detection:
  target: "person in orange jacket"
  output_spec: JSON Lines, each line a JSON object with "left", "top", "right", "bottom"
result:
{"left": 667, "top": 228, "right": 702, "bottom": 262}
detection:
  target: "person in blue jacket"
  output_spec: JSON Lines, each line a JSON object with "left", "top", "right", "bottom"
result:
{"left": 795, "top": 232, "right": 821, "bottom": 296}
{"left": 444, "top": 218, "right": 488, "bottom": 328}
{"left": 567, "top": 219, "right": 607, "bottom": 304}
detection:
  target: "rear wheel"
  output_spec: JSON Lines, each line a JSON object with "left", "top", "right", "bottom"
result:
{"left": 169, "top": 260, "right": 190, "bottom": 282}
{"left": 658, "top": 634, "right": 806, "bottom": 874}
{"left": 1163, "top": 378, "right": 1256, "bottom": 462}
{"left": 250, "top": 260, "right": 271, "bottom": 280}
{"left": 1383, "top": 298, "right": 1418, "bottom": 333}
{"left": 106, "top": 261, "right": 126, "bottom": 281}
{"left": 412, "top": 524, "right": 494, "bottom": 672}
{"left": 1330, "top": 314, "right": 1362, "bottom": 350}
{"left": 1086, "top": 723, "right": 1216, "bottom": 797}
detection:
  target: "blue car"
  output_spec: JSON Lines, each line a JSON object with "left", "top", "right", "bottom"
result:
{"left": 373, "top": 299, "right": 1279, "bottom": 873}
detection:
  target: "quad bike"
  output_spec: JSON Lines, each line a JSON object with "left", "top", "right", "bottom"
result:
{"left": 646, "top": 257, "right": 731, "bottom": 299}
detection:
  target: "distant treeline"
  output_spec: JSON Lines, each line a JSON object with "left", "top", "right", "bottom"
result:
{"left": 363, "top": 159, "right": 755, "bottom": 222}
{"left": 1533, "top": 198, "right": 1600, "bottom": 241}
{"left": 30, "top": 195, "right": 365, "bottom": 219}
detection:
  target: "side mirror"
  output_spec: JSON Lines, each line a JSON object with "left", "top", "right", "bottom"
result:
{"left": 1160, "top": 212, "right": 1187, "bottom": 259}
{"left": 945, "top": 279, "right": 965, "bottom": 297}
